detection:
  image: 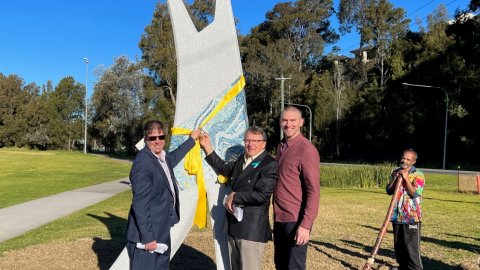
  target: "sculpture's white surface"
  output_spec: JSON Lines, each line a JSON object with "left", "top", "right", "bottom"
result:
{"left": 110, "top": 1, "right": 245, "bottom": 269}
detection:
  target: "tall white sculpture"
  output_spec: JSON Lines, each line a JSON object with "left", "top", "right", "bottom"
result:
{"left": 110, "top": 0, "right": 246, "bottom": 269}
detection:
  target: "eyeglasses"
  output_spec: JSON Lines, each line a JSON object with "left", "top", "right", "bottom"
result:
{"left": 243, "top": 139, "right": 264, "bottom": 144}
{"left": 147, "top": 135, "right": 166, "bottom": 141}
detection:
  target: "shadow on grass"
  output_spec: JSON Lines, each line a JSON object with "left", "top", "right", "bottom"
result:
{"left": 359, "top": 225, "right": 474, "bottom": 269}
{"left": 444, "top": 233, "right": 480, "bottom": 242}
{"left": 88, "top": 213, "right": 128, "bottom": 270}
{"left": 309, "top": 239, "right": 395, "bottom": 269}
{"left": 170, "top": 244, "right": 216, "bottom": 270}
{"left": 87, "top": 212, "right": 216, "bottom": 270}
{"left": 361, "top": 224, "right": 480, "bottom": 253}
{"left": 423, "top": 197, "right": 480, "bottom": 205}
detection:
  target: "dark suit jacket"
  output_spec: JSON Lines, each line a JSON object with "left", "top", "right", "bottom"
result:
{"left": 205, "top": 150, "right": 278, "bottom": 243}
{"left": 125, "top": 137, "right": 195, "bottom": 246}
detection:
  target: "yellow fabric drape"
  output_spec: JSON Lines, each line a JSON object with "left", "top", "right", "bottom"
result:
{"left": 171, "top": 75, "right": 245, "bottom": 229}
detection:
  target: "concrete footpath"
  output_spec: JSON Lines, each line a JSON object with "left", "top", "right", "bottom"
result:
{"left": 0, "top": 177, "right": 132, "bottom": 243}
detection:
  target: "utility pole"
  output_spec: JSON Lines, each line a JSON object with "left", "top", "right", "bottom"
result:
{"left": 83, "top": 58, "right": 89, "bottom": 154}
{"left": 275, "top": 75, "right": 291, "bottom": 141}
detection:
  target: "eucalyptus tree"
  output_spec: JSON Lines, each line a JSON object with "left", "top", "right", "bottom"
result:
{"left": 337, "top": 0, "right": 372, "bottom": 47}
{"left": 91, "top": 55, "right": 146, "bottom": 155}
{"left": 362, "top": 0, "right": 410, "bottom": 87}
{"left": 241, "top": 0, "right": 338, "bottom": 139}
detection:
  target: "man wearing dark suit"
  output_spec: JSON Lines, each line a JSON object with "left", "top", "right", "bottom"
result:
{"left": 199, "top": 126, "right": 279, "bottom": 270}
{"left": 125, "top": 120, "right": 201, "bottom": 270}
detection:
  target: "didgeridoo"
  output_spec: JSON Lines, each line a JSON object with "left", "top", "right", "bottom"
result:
{"left": 362, "top": 171, "right": 403, "bottom": 270}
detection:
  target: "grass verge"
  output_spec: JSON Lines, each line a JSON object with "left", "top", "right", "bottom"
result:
{"left": 1, "top": 172, "right": 479, "bottom": 269}
{"left": 0, "top": 148, "right": 131, "bottom": 209}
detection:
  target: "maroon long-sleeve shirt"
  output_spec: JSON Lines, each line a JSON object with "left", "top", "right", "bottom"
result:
{"left": 274, "top": 133, "right": 320, "bottom": 230}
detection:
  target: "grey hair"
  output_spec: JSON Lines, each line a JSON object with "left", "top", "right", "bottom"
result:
{"left": 403, "top": 148, "right": 418, "bottom": 160}
{"left": 244, "top": 126, "right": 267, "bottom": 141}
{"left": 143, "top": 120, "right": 165, "bottom": 137}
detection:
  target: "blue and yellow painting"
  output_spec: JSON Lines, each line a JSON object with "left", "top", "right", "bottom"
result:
{"left": 169, "top": 77, "right": 248, "bottom": 189}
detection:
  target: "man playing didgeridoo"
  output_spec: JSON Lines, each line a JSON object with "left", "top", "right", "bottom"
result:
{"left": 386, "top": 149, "right": 425, "bottom": 270}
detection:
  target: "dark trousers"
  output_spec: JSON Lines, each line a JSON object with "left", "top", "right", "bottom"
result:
{"left": 127, "top": 241, "right": 171, "bottom": 270}
{"left": 274, "top": 221, "right": 309, "bottom": 270}
{"left": 393, "top": 222, "right": 423, "bottom": 270}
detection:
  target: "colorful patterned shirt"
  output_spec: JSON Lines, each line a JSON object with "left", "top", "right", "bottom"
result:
{"left": 386, "top": 166, "right": 424, "bottom": 223}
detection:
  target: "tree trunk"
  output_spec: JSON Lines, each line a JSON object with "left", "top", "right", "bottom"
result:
{"left": 336, "top": 95, "right": 341, "bottom": 159}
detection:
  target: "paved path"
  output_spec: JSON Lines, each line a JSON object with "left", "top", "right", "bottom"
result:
{"left": 321, "top": 162, "right": 480, "bottom": 175}
{"left": 0, "top": 178, "right": 132, "bottom": 243}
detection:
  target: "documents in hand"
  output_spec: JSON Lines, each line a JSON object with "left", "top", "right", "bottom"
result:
{"left": 223, "top": 195, "right": 243, "bottom": 221}
{"left": 136, "top": 243, "right": 169, "bottom": 254}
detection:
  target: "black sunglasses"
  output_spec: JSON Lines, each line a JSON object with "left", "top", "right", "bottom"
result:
{"left": 146, "top": 135, "right": 166, "bottom": 141}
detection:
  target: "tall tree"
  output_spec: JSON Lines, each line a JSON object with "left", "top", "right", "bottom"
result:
{"left": 23, "top": 85, "right": 50, "bottom": 149}
{"left": 45, "top": 76, "right": 84, "bottom": 150}
{"left": 91, "top": 55, "right": 145, "bottom": 155}
{"left": 0, "top": 74, "right": 33, "bottom": 147}
{"left": 337, "top": 0, "right": 372, "bottom": 47}
{"left": 362, "top": 0, "right": 410, "bottom": 87}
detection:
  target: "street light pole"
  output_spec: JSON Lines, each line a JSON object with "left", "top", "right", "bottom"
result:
{"left": 275, "top": 75, "right": 291, "bottom": 141}
{"left": 403, "top": 83, "right": 449, "bottom": 169}
{"left": 285, "top": 103, "right": 312, "bottom": 142}
{"left": 83, "top": 58, "right": 89, "bottom": 154}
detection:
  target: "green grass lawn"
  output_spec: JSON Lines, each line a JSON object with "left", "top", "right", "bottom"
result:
{"left": 0, "top": 157, "right": 479, "bottom": 269}
{"left": 0, "top": 147, "right": 131, "bottom": 209}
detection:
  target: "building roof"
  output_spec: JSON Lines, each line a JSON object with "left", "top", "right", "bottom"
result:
{"left": 349, "top": 45, "right": 374, "bottom": 54}
{"left": 330, "top": 55, "right": 350, "bottom": 61}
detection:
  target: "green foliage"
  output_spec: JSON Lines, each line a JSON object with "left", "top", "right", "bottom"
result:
{"left": 0, "top": 74, "right": 35, "bottom": 147}
{"left": 91, "top": 56, "right": 146, "bottom": 155}
{"left": 337, "top": 0, "right": 372, "bottom": 44}
{"left": 45, "top": 76, "right": 85, "bottom": 151}
{"left": 321, "top": 164, "right": 394, "bottom": 188}
{"left": 0, "top": 147, "right": 131, "bottom": 209}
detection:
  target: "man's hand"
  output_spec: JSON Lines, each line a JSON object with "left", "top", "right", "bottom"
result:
{"left": 145, "top": 240, "right": 157, "bottom": 252}
{"left": 190, "top": 129, "right": 202, "bottom": 140}
{"left": 400, "top": 169, "right": 409, "bottom": 181}
{"left": 199, "top": 131, "right": 213, "bottom": 155}
{"left": 295, "top": 226, "right": 310, "bottom": 246}
{"left": 224, "top": 191, "right": 236, "bottom": 214}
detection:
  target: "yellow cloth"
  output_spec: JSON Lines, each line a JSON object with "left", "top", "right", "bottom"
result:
{"left": 171, "top": 75, "right": 245, "bottom": 229}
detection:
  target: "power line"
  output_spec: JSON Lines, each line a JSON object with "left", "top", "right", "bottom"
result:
{"left": 406, "top": 0, "right": 437, "bottom": 19}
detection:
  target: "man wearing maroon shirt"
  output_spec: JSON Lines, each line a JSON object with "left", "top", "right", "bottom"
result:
{"left": 274, "top": 106, "right": 320, "bottom": 270}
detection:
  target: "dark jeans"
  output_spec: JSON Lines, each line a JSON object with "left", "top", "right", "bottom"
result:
{"left": 274, "top": 221, "right": 309, "bottom": 270}
{"left": 393, "top": 222, "right": 423, "bottom": 270}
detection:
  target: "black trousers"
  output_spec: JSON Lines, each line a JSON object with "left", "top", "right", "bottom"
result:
{"left": 273, "top": 221, "right": 309, "bottom": 270}
{"left": 393, "top": 222, "right": 423, "bottom": 270}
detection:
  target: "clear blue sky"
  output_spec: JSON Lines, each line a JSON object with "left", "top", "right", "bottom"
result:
{"left": 0, "top": 0, "right": 473, "bottom": 96}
